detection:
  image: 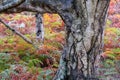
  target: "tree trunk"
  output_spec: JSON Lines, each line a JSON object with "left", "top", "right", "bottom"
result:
{"left": 35, "top": 13, "right": 44, "bottom": 41}
{"left": 54, "top": 0, "right": 110, "bottom": 80}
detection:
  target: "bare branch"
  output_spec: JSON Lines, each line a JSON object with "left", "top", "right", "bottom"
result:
{"left": 1, "top": 1, "right": 56, "bottom": 14}
{"left": 3, "top": 5, "right": 48, "bottom": 14}
{"left": 0, "top": 18, "right": 33, "bottom": 44}
{"left": 0, "top": 0, "right": 25, "bottom": 13}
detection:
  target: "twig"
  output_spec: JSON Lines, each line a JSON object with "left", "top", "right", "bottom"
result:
{"left": 0, "top": 18, "right": 33, "bottom": 45}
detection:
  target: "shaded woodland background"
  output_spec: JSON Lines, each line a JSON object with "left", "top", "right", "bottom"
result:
{"left": 0, "top": 0, "right": 120, "bottom": 80}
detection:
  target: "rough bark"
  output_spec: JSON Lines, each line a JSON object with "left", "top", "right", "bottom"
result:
{"left": 54, "top": 0, "right": 110, "bottom": 80}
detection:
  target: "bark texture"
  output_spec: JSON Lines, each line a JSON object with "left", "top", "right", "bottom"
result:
{"left": 54, "top": 0, "right": 110, "bottom": 80}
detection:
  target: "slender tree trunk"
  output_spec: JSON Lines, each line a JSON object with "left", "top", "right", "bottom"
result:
{"left": 54, "top": 0, "right": 110, "bottom": 80}
{"left": 35, "top": 13, "right": 44, "bottom": 41}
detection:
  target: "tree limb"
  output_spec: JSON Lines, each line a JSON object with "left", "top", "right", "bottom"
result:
{"left": 0, "top": 18, "right": 33, "bottom": 44}
{"left": 0, "top": 0, "right": 25, "bottom": 13}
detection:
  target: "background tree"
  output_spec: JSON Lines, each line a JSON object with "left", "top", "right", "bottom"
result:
{"left": 0, "top": 0, "right": 110, "bottom": 80}
{"left": 35, "top": 13, "right": 44, "bottom": 41}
